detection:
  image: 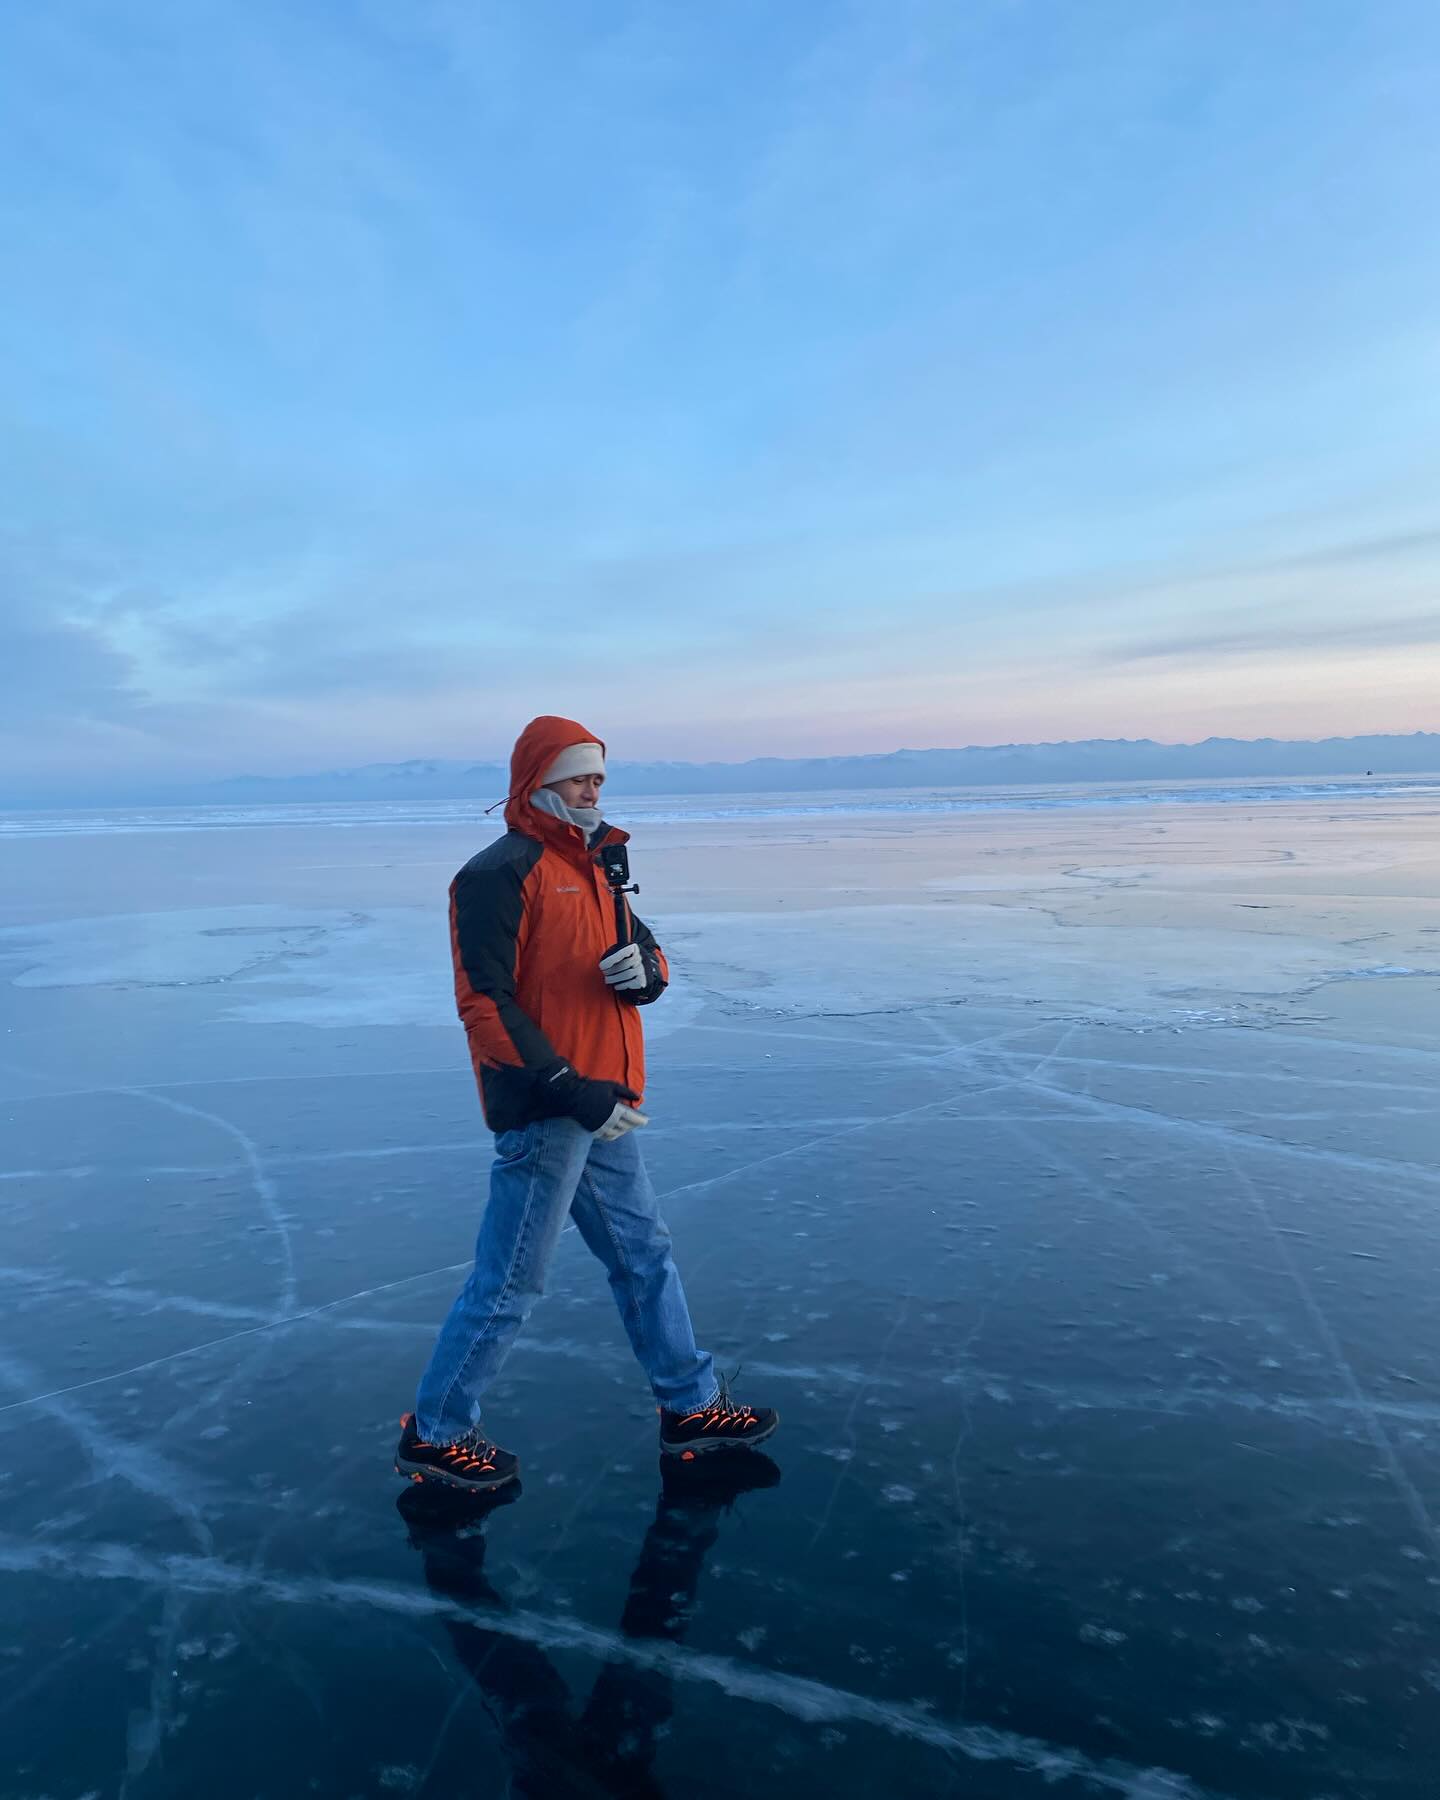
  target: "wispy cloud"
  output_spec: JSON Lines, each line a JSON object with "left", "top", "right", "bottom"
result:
{"left": 1101, "top": 613, "right": 1440, "bottom": 665}
{"left": 1255, "top": 527, "right": 1440, "bottom": 573}
{"left": 0, "top": 536, "right": 143, "bottom": 725}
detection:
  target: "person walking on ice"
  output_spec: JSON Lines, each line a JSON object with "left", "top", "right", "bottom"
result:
{"left": 397, "top": 714, "right": 777, "bottom": 1493}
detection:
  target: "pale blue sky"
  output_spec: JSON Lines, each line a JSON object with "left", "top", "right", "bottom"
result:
{"left": 4, "top": 1, "right": 1439, "bottom": 795}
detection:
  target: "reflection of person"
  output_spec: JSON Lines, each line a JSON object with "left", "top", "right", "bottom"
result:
{"left": 398, "top": 716, "right": 777, "bottom": 1493}
{"left": 397, "top": 1454, "right": 782, "bottom": 1797}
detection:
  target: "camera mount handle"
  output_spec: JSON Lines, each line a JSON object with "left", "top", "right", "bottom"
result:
{"left": 596, "top": 842, "right": 639, "bottom": 947}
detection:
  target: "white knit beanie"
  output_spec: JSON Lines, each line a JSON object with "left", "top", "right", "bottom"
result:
{"left": 540, "top": 741, "right": 606, "bottom": 785}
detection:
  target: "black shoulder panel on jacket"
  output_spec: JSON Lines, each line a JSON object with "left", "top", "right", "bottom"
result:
{"left": 458, "top": 831, "right": 544, "bottom": 882}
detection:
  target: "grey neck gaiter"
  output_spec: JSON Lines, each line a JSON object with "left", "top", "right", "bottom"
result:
{"left": 529, "top": 787, "right": 602, "bottom": 842}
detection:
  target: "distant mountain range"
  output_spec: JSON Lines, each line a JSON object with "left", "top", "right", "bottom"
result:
{"left": 193, "top": 731, "right": 1440, "bottom": 803}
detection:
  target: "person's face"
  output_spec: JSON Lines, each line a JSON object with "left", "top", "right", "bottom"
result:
{"left": 547, "top": 771, "right": 604, "bottom": 810}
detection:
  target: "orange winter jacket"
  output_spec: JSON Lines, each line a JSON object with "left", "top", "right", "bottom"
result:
{"left": 449, "top": 715, "right": 669, "bottom": 1133}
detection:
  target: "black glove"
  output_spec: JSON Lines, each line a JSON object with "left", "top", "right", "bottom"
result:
{"left": 537, "top": 1059, "right": 640, "bottom": 1133}
{"left": 599, "top": 938, "right": 663, "bottom": 1005}
{"left": 598, "top": 942, "right": 646, "bottom": 992}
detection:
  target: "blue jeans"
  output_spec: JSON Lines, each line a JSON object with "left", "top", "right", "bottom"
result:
{"left": 415, "top": 1118, "right": 717, "bottom": 1442}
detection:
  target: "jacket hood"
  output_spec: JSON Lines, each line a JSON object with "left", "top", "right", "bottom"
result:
{"left": 504, "top": 714, "right": 625, "bottom": 855}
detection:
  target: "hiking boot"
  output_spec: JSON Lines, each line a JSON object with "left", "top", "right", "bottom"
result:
{"left": 395, "top": 1412, "right": 520, "bottom": 1494}
{"left": 658, "top": 1378, "right": 778, "bottom": 1459}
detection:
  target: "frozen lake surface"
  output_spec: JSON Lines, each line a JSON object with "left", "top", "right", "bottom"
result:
{"left": 2, "top": 790, "right": 1439, "bottom": 1798}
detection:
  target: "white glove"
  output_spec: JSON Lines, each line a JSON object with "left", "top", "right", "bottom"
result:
{"left": 595, "top": 1102, "right": 649, "bottom": 1142}
{"left": 599, "top": 942, "right": 647, "bottom": 992}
